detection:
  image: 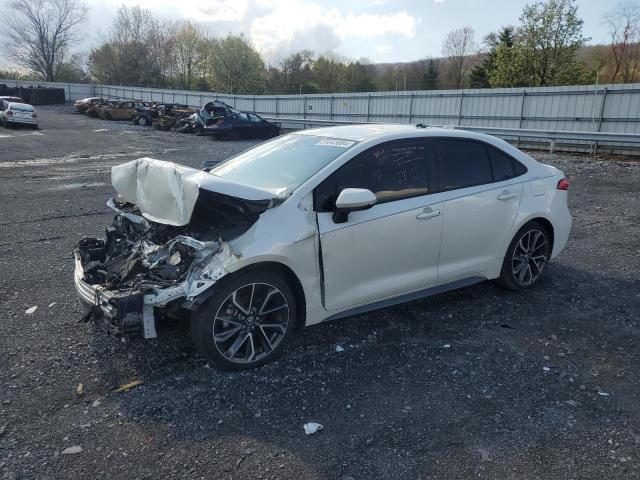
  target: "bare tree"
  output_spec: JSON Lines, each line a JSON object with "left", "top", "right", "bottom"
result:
{"left": 4, "top": 0, "right": 87, "bottom": 81}
{"left": 442, "top": 26, "right": 476, "bottom": 88}
{"left": 604, "top": 1, "right": 640, "bottom": 83}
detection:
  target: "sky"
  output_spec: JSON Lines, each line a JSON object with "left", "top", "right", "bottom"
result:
{"left": 1, "top": 0, "right": 617, "bottom": 67}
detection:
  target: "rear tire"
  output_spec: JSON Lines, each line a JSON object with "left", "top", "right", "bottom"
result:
{"left": 495, "top": 221, "right": 551, "bottom": 291}
{"left": 192, "top": 270, "right": 297, "bottom": 371}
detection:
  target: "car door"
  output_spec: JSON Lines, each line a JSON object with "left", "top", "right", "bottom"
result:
{"left": 248, "top": 114, "right": 270, "bottom": 138}
{"left": 434, "top": 139, "right": 525, "bottom": 282}
{"left": 235, "top": 113, "right": 254, "bottom": 138}
{"left": 315, "top": 138, "right": 444, "bottom": 311}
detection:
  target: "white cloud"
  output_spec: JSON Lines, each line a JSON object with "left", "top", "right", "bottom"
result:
{"left": 246, "top": 1, "right": 418, "bottom": 60}
{"left": 193, "top": 0, "right": 249, "bottom": 22}
{"left": 83, "top": 0, "right": 420, "bottom": 63}
{"left": 332, "top": 10, "right": 417, "bottom": 39}
{"left": 375, "top": 44, "right": 391, "bottom": 54}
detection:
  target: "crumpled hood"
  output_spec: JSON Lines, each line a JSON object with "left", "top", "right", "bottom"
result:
{"left": 112, "top": 158, "right": 278, "bottom": 226}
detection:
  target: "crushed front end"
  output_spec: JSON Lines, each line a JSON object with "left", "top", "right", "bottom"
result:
{"left": 74, "top": 198, "right": 224, "bottom": 337}
{"left": 73, "top": 157, "right": 276, "bottom": 338}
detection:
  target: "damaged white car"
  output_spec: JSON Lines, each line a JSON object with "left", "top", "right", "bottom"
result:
{"left": 74, "top": 125, "right": 571, "bottom": 370}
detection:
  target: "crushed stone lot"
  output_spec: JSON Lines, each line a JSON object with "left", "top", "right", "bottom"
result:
{"left": 0, "top": 104, "right": 639, "bottom": 480}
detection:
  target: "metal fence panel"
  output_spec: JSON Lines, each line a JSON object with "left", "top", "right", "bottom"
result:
{"left": 4, "top": 78, "right": 640, "bottom": 152}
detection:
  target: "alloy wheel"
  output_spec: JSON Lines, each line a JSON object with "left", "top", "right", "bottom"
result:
{"left": 511, "top": 229, "right": 548, "bottom": 286}
{"left": 212, "top": 283, "right": 289, "bottom": 364}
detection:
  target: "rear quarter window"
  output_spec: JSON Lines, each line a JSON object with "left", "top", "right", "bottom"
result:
{"left": 488, "top": 146, "right": 528, "bottom": 180}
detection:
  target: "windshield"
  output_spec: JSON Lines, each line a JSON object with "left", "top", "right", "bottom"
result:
{"left": 210, "top": 134, "right": 356, "bottom": 194}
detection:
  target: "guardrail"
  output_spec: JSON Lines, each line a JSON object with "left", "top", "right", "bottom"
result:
{"left": 263, "top": 116, "right": 640, "bottom": 154}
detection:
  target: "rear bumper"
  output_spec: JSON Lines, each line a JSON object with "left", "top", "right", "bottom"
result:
{"left": 6, "top": 117, "right": 37, "bottom": 126}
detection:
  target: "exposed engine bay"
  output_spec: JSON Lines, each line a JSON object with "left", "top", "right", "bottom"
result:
{"left": 74, "top": 158, "right": 277, "bottom": 338}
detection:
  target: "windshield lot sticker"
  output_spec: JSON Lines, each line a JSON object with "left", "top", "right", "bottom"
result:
{"left": 317, "top": 138, "right": 355, "bottom": 148}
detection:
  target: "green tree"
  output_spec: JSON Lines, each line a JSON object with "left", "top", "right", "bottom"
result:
{"left": 491, "top": 0, "right": 589, "bottom": 87}
{"left": 312, "top": 55, "right": 348, "bottom": 92}
{"left": 470, "top": 26, "right": 515, "bottom": 88}
{"left": 172, "top": 22, "right": 207, "bottom": 90}
{"left": 346, "top": 60, "right": 377, "bottom": 92}
{"left": 423, "top": 59, "right": 439, "bottom": 90}
{"left": 209, "top": 35, "right": 264, "bottom": 94}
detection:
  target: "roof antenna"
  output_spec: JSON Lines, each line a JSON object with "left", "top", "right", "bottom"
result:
{"left": 416, "top": 123, "right": 428, "bottom": 128}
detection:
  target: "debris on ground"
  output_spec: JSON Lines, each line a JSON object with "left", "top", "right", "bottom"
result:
{"left": 61, "top": 446, "right": 83, "bottom": 455}
{"left": 442, "top": 343, "right": 451, "bottom": 348}
{"left": 335, "top": 345, "right": 345, "bottom": 352}
{"left": 48, "top": 302, "right": 56, "bottom": 307}
{"left": 113, "top": 379, "right": 143, "bottom": 393}
{"left": 24, "top": 306, "right": 37, "bottom": 314}
{"left": 597, "top": 390, "right": 610, "bottom": 396}
{"left": 478, "top": 447, "right": 491, "bottom": 462}
{"left": 75, "top": 383, "right": 83, "bottom": 395}
{"left": 303, "top": 423, "right": 323, "bottom": 435}
{"left": 91, "top": 398, "right": 102, "bottom": 408}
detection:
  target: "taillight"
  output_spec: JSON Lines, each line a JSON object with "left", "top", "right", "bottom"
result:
{"left": 216, "top": 118, "right": 224, "bottom": 125}
{"left": 6, "top": 110, "right": 13, "bottom": 116}
{"left": 557, "top": 178, "right": 569, "bottom": 190}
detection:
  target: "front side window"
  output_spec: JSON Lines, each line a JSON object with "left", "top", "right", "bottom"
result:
{"left": 434, "top": 139, "right": 493, "bottom": 191}
{"left": 314, "top": 139, "right": 432, "bottom": 212}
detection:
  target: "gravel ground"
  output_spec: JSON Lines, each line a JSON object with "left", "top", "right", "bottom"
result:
{"left": 0, "top": 105, "right": 639, "bottom": 480}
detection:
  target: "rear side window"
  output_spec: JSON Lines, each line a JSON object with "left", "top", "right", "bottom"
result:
{"left": 314, "top": 139, "right": 433, "bottom": 211}
{"left": 434, "top": 139, "right": 492, "bottom": 190}
{"left": 489, "top": 146, "right": 515, "bottom": 181}
{"left": 488, "top": 146, "right": 528, "bottom": 181}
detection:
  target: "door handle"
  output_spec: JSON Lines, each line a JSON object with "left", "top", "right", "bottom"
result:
{"left": 497, "top": 190, "right": 517, "bottom": 201}
{"left": 416, "top": 208, "right": 441, "bottom": 220}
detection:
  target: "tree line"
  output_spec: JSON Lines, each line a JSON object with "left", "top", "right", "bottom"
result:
{"left": 2, "top": 0, "right": 640, "bottom": 94}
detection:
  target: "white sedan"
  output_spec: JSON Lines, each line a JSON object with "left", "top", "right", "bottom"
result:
{"left": 74, "top": 125, "right": 571, "bottom": 370}
{"left": 0, "top": 100, "right": 38, "bottom": 128}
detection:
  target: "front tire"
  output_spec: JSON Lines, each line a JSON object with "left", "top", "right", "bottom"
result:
{"left": 496, "top": 221, "right": 551, "bottom": 291}
{"left": 192, "top": 270, "right": 297, "bottom": 371}
{"left": 137, "top": 115, "right": 148, "bottom": 126}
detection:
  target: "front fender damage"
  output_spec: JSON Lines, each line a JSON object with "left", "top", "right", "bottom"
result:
{"left": 74, "top": 157, "right": 279, "bottom": 338}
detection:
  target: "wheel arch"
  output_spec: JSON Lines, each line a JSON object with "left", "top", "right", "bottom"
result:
{"left": 495, "top": 215, "right": 556, "bottom": 275}
{"left": 240, "top": 262, "right": 306, "bottom": 327}
{"left": 191, "top": 260, "right": 307, "bottom": 329}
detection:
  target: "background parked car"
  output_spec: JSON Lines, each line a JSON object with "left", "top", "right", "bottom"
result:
{"left": 199, "top": 112, "right": 280, "bottom": 139}
{"left": 99, "top": 101, "right": 147, "bottom": 121}
{"left": 154, "top": 105, "right": 196, "bottom": 130}
{"left": 74, "top": 97, "right": 104, "bottom": 113}
{"left": 0, "top": 96, "right": 25, "bottom": 104}
{"left": 0, "top": 101, "right": 38, "bottom": 128}
{"left": 85, "top": 98, "right": 116, "bottom": 118}
{"left": 132, "top": 103, "right": 160, "bottom": 126}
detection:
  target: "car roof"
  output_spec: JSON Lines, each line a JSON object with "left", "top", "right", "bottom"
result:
{"left": 290, "top": 123, "right": 503, "bottom": 144}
